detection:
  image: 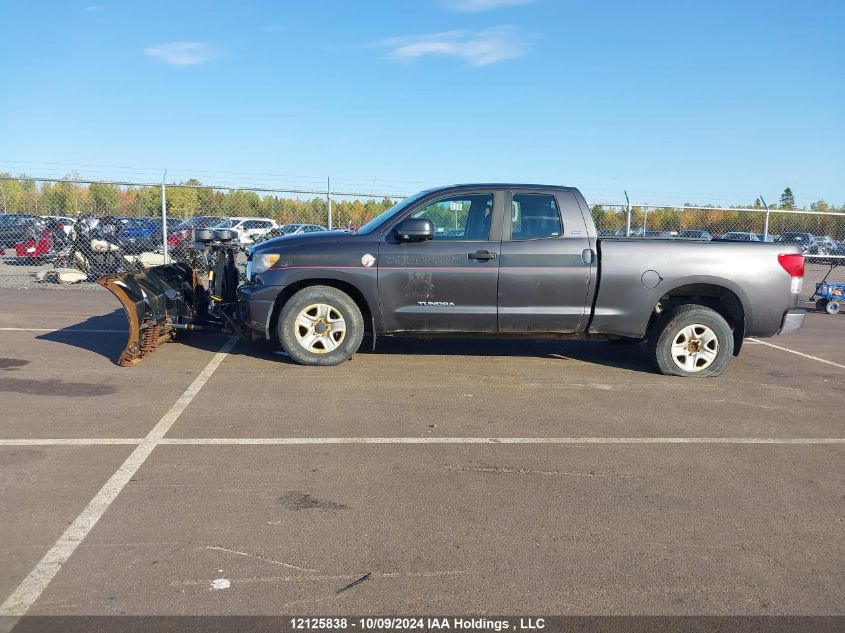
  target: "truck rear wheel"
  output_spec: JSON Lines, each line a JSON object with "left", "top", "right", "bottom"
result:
{"left": 278, "top": 286, "right": 364, "bottom": 366}
{"left": 648, "top": 304, "right": 734, "bottom": 377}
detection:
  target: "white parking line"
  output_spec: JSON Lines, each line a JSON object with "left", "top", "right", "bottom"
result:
{"left": 748, "top": 337, "right": 845, "bottom": 370}
{"left": 158, "top": 437, "right": 845, "bottom": 445}
{"left": 0, "top": 436, "right": 842, "bottom": 446}
{"left": 0, "top": 336, "right": 237, "bottom": 624}
{"left": 0, "top": 439, "right": 141, "bottom": 445}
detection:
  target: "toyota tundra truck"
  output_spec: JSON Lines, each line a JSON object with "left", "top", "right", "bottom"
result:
{"left": 102, "top": 184, "right": 806, "bottom": 377}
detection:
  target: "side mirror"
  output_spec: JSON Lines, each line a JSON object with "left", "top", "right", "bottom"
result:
{"left": 395, "top": 218, "right": 434, "bottom": 242}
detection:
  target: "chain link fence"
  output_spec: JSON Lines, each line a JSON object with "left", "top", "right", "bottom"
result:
{"left": 1, "top": 176, "right": 843, "bottom": 309}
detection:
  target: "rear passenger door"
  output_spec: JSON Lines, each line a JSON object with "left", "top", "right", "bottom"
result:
{"left": 497, "top": 190, "right": 593, "bottom": 333}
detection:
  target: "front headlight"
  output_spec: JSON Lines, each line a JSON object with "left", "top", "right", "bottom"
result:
{"left": 251, "top": 253, "right": 280, "bottom": 278}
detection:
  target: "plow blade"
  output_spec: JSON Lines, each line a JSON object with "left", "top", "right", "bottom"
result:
{"left": 98, "top": 263, "right": 205, "bottom": 367}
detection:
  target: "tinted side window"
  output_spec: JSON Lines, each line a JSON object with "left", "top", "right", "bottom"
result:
{"left": 411, "top": 194, "right": 494, "bottom": 241}
{"left": 511, "top": 194, "right": 561, "bottom": 240}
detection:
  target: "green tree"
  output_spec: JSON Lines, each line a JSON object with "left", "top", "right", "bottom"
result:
{"left": 779, "top": 187, "right": 796, "bottom": 209}
{"left": 89, "top": 183, "right": 120, "bottom": 214}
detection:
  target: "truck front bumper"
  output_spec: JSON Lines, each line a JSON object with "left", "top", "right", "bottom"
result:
{"left": 778, "top": 308, "right": 805, "bottom": 335}
{"left": 237, "top": 283, "right": 282, "bottom": 339}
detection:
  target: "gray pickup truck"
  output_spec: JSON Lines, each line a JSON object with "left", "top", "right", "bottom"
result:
{"left": 103, "top": 184, "right": 806, "bottom": 377}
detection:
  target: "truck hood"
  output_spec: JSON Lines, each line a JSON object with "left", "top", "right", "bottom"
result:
{"left": 249, "top": 230, "right": 355, "bottom": 255}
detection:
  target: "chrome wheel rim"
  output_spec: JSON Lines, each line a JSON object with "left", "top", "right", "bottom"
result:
{"left": 670, "top": 323, "right": 719, "bottom": 372}
{"left": 294, "top": 303, "right": 347, "bottom": 354}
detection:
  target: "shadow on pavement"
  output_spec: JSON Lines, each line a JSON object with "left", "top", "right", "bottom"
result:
{"left": 363, "top": 336, "right": 657, "bottom": 373}
{"left": 218, "top": 333, "right": 656, "bottom": 374}
{"left": 34, "top": 308, "right": 657, "bottom": 374}
{"left": 36, "top": 309, "right": 129, "bottom": 364}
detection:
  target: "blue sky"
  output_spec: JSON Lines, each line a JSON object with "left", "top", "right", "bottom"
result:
{"left": 1, "top": 0, "right": 843, "bottom": 206}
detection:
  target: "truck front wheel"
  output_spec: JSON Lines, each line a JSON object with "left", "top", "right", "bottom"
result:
{"left": 278, "top": 286, "right": 364, "bottom": 366}
{"left": 648, "top": 304, "right": 734, "bottom": 377}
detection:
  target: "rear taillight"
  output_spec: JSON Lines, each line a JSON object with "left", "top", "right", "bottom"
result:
{"left": 778, "top": 253, "right": 805, "bottom": 277}
{"left": 778, "top": 253, "right": 804, "bottom": 294}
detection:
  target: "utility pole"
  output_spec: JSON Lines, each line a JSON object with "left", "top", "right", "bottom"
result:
{"left": 161, "top": 169, "right": 169, "bottom": 264}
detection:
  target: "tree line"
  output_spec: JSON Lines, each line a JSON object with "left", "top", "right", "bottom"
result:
{"left": 1, "top": 176, "right": 843, "bottom": 237}
{"left": 591, "top": 188, "right": 845, "bottom": 238}
{"left": 0, "top": 175, "right": 396, "bottom": 228}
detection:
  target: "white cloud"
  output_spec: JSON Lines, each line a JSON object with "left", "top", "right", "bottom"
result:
{"left": 444, "top": 0, "right": 535, "bottom": 12}
{"left": 85, "top": 4, "right": 102, "bottom": 11}
{"left": 375, "top": 27, "right": 530, "bottom": 67}
{"left": 144, "top": 42, "right": 218, "bottom": 66}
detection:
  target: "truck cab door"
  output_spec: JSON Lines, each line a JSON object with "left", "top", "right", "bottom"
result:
{"left": 497, "top": 190, "right": 593, "bottom": 333}
{"left": 377, "top": 190, "right": 503, "bottom": 333}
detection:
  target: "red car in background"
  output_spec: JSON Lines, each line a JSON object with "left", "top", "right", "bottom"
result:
{"left": 14, "top": 218, "right": 68, "bottom": 262}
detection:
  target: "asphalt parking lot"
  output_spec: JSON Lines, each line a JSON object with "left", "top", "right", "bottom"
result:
{"left": 0, "top": 287, "right": 843, "bottom": 620}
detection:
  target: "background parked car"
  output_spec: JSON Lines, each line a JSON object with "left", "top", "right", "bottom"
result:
{"left": 809, "top": 236, "right": 839, "bottom": 255}
{"left": 213, "top": 217, "right": 279, "bottom": 244}
{"left": 41, "top": 215, "right": 76, "bottom": 236}
{"left": 776, "top": 232, "right": 816, "bottom": 252}
{"left": 0, "top": 213, "right": 41, "bottom": 250}
{"left": 719, "top": 231, "right": 761, "bottom": 241}
{"left": 167, "top": 216, "right": 228, "bottom": 252}
{"left": 278, "top": 223, "right": 328, "bottom": 235}
{"left": 14, "top": 218, "right": 68, "bottom": 261}
{"left": 119, "top": 217, "right": 179, "bottom": 254}
{"left": 678, "top": 230, "right": 713, "bottom": 240}
{"left": 251, "top": 223, "right": 329, "bottom": 245}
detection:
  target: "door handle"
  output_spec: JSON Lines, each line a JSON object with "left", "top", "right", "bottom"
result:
{"left": 468, "top": 250, "right": 497, "bottom": 261}
{"left": 581, "top": 248, "right": 595, "bottom": 264}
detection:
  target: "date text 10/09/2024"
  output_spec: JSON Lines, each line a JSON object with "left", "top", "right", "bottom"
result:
{"left": 289, "top": 617, "right": 547, "bottom": 631}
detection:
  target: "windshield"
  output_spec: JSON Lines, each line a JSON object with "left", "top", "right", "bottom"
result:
{"left": 357, "top": 191, "right": 430, "bottom": 234}
{"left": 280, "top": 224, "right": 302, "bottom": 232}
{"left": 214, "top": 219, "right": 238, "bottom": 228}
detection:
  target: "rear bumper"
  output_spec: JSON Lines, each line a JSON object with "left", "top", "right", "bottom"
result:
{"left": 778, "top": 308, "right": 805, "bottom": 335}
{"left": 236, "top": 283, "right": 281, "bottom": 339}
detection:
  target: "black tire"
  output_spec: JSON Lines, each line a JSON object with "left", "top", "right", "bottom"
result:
{"left": 647, "top": 304, "right": 734, "bottom": 377}
{"left": 816, "top": 298, "right": 829, "bottom": 313}
{"left": 277, "top": 285, "right": 364, "bottom": 366}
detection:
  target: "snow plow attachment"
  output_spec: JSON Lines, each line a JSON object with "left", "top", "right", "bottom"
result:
{"left": 98, "top": 263, "right": 206, "bottom": 367}
{"left": 98, "top": 229, "right": 243, "bottom": 366}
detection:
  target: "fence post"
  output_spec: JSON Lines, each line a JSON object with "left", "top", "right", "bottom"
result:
{"left": 161, "top": 170, "right": 169, "bottom": 264}
{"left": 760, "top": 196, "right": 770, "bottom": 241}
{"left": 327, "top": 177, "right": 333, "bottom": 230}
{"left": 624, "top": 190, "right": 631, "bottom": 236}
